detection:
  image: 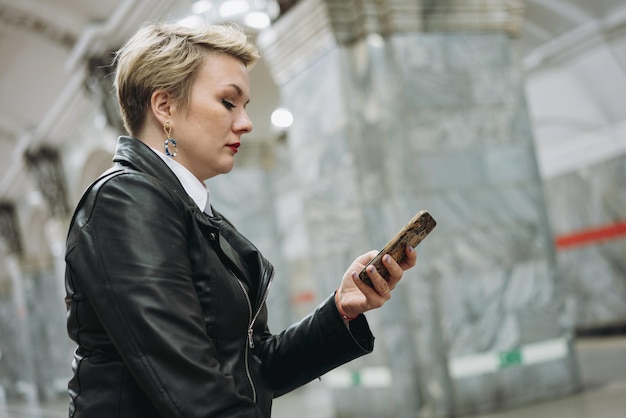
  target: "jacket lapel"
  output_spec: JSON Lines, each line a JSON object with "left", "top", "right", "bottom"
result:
{"left": 112, "top": 135, "right": 258, "bottom": 292}
{"left": 194, "top": 210, "right": 252, "bottom": 285}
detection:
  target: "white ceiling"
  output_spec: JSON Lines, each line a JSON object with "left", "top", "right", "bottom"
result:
{"left": 0, "top": 0, "right": 624, "bottom": 204}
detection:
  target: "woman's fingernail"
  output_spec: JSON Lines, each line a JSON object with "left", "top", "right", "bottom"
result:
{"left": 383, "top": 255, "right": 390, "bottom": 263}
{"left": 407, "top": 245, "right": 414, "bottom": 253}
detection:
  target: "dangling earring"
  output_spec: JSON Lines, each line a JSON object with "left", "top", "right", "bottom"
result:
{"left": 163, "top": 121, "right": 178, "bottom": 157}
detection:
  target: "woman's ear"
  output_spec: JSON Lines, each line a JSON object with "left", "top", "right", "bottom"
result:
{"left": 150, "top": 89, "right": 175, "bottom": 125}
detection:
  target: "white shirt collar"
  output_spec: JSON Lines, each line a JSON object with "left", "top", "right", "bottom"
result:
{"left": 150, "top": 147, "right": 213, "bottom": 216}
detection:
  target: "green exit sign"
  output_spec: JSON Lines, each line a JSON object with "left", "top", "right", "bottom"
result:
{"left": 499, "top": 349, "right": 522, "bottom": 367}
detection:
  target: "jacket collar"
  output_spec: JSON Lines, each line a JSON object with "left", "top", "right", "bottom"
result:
{"left": 113, "top": 136, "right": 184, "bottom": 193}
{"left": 112, "top": 136, "right": 210, "bottom": 217}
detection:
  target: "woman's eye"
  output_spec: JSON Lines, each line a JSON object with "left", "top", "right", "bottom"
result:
{"left": 222, "top": 99, "right": 235, "bottom": 110}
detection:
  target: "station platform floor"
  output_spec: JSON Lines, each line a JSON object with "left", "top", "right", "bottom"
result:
{"left": 1, "top": 335, "right": 625, "bottom": 418}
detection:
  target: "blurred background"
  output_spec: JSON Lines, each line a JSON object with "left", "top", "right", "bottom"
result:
{"left": 0, "top": 0, "right": 625, "bottom": 417}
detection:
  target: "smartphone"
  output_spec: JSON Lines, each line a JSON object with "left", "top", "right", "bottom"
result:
{"left": 358, "top": 210, "right": 436, "bottom": 288}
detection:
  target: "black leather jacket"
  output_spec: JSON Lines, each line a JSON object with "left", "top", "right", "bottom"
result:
{"left": 65, "top": 136, "right": 375, "bottom": 417}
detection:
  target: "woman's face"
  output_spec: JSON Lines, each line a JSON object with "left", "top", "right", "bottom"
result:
{"left": 171, "top": 53, "right": 252, "bottom": 181}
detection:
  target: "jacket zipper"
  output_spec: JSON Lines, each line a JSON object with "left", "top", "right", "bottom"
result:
{"left": 229, "top": 268, "right": 274, "bottom": 403}
{"left": 249, "top": 271, "right": 273, "bottom": 348}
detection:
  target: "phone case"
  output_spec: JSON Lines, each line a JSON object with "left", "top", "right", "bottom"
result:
{"left": 359, "top": 210, "right": 436, "bottom": 288}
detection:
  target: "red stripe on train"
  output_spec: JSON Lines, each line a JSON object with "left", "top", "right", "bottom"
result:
{"left": 555, "top": 220, "right": 626, "bottom": 249}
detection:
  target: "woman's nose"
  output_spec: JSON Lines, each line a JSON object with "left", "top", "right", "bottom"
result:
{"left": 234, "top": 110, "right": 253, "bottom": 134}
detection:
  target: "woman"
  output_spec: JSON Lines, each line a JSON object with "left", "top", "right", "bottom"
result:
{"left": 64, "top": 22, "right": 416, "bottom": 417}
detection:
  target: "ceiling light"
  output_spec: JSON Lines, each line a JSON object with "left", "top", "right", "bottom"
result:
{"left": 191, "top": 0, "right": 213, "bottom": 15}
{"left": 244, "top": 12, "right": 271, "bottom": 29}
{"left": 271, "top": 108, "right": 293, "bottom": 129}
{"left": 220, "top": 0, "right": 250, "bottom": 18}
{"left": 177, "top": 15, "right": 205, "bottom": 28}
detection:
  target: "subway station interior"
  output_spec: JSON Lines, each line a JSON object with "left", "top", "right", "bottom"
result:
{"left": 0, "top": 0, "right": 625, "bottom": 417}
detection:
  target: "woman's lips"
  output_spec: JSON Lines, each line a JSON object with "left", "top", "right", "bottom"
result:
{"left": 227, "top": 142, "right": 240, "bottom": 153}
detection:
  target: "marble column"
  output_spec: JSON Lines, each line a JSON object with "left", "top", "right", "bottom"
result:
{"left": 545, "top": 158, "right": 626, "bottom": 330}
{"left": 0, "top": 204, "right": 38, "bottom": 402}
{"left": 13, "top": 147, "right": 74, "bottom": 401}
{"left": 258, "top": 0, "right": 578, "bottom": 417}
{"left": 0, "top": 253, "right": 38, "bottom": 403}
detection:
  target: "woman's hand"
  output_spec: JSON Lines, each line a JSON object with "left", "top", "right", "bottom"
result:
{"left": 335, "top": 246, "right": 417, "bottom": 320}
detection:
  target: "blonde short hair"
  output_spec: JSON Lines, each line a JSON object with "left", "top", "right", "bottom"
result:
{"left": 114, "top": 22, "right": 260, "bottom": 136}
